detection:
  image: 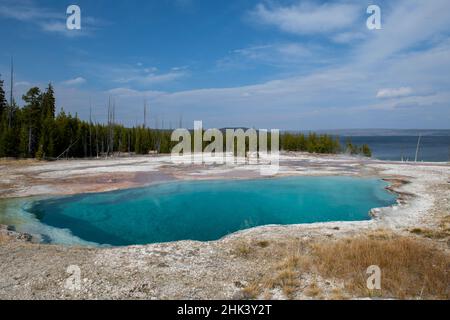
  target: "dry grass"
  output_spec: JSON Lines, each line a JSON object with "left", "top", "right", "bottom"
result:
{"left": 236, "top": 238, "right": 310, "bottom": 299}
{"left": 235, "top": 232, "right": 449, "bottom": 300}
{"left": 409, "top": 207, "right": 450, "bottom": 245}
{"left": 329, "top": 288, "right": 346, "bottom": 300}
{"left": 0, "top": 158, "right": 38, "bottom": 166}
{"left": 304, "top": 279, "right": 322, "bottom": 297}
{"left": 0, "top": 233, "right": 9, "bottom": 244}
{"left": 232, "top": 241, "right": 252, "bottom": 257}
{"left": 309, "top": 234, "right": 449, "bottom": 299}
{"left": 241, "top": 282, "right": 260, "bottom": 299}
{"left": 442, "top": 213, "right": 450, "bottom": 226}
{"left": 256, "top": 240, "right": 270, "bottom": 248}
{"left": 410, "top": 227, "right": 450, "bottom": 240}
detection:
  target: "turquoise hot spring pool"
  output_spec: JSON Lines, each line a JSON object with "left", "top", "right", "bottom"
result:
{"left": 11, "top": 176, "right": 397, "bottom": 246}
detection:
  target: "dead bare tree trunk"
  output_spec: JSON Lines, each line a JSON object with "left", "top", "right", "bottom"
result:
{"left": 89, "top": 103, "right": 92, "bottom": 158}
{"left": 8, "top": 57, "right": 13, "bottom": 128}
{"left": 143, "top": 99, "right": 147, "bottom": 129}
{"left": 415, "top": 135, "right": 422, "bottom": 162}
{"left": 27, "top": 127, "right": 32, "bottom": 156}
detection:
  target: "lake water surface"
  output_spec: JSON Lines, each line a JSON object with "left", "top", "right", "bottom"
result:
{"left": 341, "top": 136, "right": 450, "bottom": 162}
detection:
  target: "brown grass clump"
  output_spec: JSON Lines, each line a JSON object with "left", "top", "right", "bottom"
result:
{"left": 232, "top": 241, "right": 252, "bottom": 257}
{"left": 329, "top": 288, "right": 346, "bottom": 300}
{"left": 256, "top": 240, "right": 270, "bottom": 248}
{"left": 273, "top": 269, "right": 298, "bottom": 297}
{"left": 305, "top": 279, "right": 322, "bottom": 297}
{"left": 0, "top": 233, "right": 9, "bottom": 244}
{"left": 410, "top": 227, "right": 450, "bottom": 240}
{"left": 241, "top": 282, "right": 260, "bottom": 299}
{"left": 233, "top": 238, "right": 308, "bottom": 299}
{"left": 442, "top": 214, "right": 450, "bottom": 226}
{"left": 235, "top": 231, "right": 449, "bottom": 300}
{"left": 0, "top": 158, "right": 38, "bottom": 166}
{"left": 410, "top": 205, "right": 450, "bottom": 242}
{"left": 310, "top": 235, "right": 450, "bottom": 299}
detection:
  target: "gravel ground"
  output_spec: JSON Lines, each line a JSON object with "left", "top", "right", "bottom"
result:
{"left": 0, "top": 153, "right": 448, "bottom": 299}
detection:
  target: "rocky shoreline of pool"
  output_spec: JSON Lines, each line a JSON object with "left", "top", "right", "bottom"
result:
{"left": 0, "top": 153, "right": 448, "bottom": 299}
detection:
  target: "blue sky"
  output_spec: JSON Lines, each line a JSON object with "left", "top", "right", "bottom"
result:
{"left": 0, "top": 0, "right": 449, "bottom": 129}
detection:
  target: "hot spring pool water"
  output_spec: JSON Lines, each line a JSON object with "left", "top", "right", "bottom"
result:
{"left": 5, "top": 176, "right": 397, "bottom": 246}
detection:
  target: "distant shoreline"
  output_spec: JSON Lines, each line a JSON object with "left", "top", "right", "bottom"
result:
{"left": 289, "top": 129, "right": 450, "bottom": 137}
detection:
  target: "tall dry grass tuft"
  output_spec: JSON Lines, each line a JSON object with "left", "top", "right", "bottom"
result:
{"left": 310, "top": 234, "right": 450, "bottom": 299}
{"left": 232, "top": 241, "right": 252, "bottom": 257}
{"left": 239, "top": 238, "right": 313, "bottom": 299}
{"left": 0, "top": 233, "right": 9, "bottom": 244}
{"left": 237, "top": 232, "right": 449, "bottom": 299}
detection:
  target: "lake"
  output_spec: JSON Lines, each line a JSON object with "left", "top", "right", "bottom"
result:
{"left": 341, "top": 136, "right": 450, "bottom": 162}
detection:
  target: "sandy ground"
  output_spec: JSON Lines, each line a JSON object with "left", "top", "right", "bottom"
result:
{"left": 0, "top": 153, "right": 448, "bottom": 299}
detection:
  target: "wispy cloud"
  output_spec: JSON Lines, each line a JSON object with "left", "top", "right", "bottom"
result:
{"left": 0, "top": 0, "right": 59, "bottom": 21}
{"left": 236, "top": 43, "right": 311, "bottom": 60}
{"left": 250, "top": 1, "right": 361, "bottom": 35}
{"left": 116, "top": 71, "right": 186, "bottom": 85}
{"left": 355, "top": 0, "right": 450, "bottom": 64}
{"left": 107, "top": 87, "right": 164, "bottom": 98}
{"left": 217, "top": 43, "right": 318, "bottom": 70}
{"left": 332, "top": 31, "right": 366, "bottom": 44}
{"left": 39, "top": 21, "right": 87, "bottom": 38}
{"left": 14, "top": 81, "right": 31, "bottom": 87}
{"left": 0, "top": 0, "right": 103, "bottom": 37}
{"left": 74, "top": 61, "right": 187, "bottom": 87}
{"left": 62, "top": 77, "right": 86, "bottom": 86}
{"left": 376, "top": 87, "right": 413, "bottom": 99}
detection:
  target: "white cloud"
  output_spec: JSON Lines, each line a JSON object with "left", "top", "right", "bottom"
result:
{"left": 115, "top": 71, "right": 185, "bottom": 85}
{"left": 0, "top": 1, "right": 59, "bottom": 21}
{"left": 236, "top": 43, "right": 311, "bottom": 59}
{"left": 138, "top": 72, "right": 185, "bottom": 85}
{"left": 14, "top": 81, "right": 31, "bottom": 87}
{"left": 218, "top": 43, "right": 315, "bottom": 70}
{"left": 62, "top": 77, "right": 86, "bottom": 86}
{"left": 376, "top": 87, "right": 414, "bottom": 99}
{"left": 0, "top": 0, "right": 102, "bottom": 37}
{"left": 355, "top": 0, "right": 450, "bottom": 65}
{"left": 251, "top": 2, "right": 360, "bottom": 35}
{"left": 75, "top": 61, "right": 185, "bottom": 87}
{"left": 332, "top": 32, "right": 366, "bottom": 44}
{"left": 40, "top": 21, "right": 88, "bottom": 37}
{"left": 171, "top": 66, "right": 189, "bottom": 71}
{"left": 40, "top": 21, "right": 66, "bottom": 32}
{"left": 107, "top": 87, "right": 164, "bottom": 98}
{"left": 276, "top": 43, "right": 310, "bottom": 57}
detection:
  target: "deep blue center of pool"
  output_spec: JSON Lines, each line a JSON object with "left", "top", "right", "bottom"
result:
{"left": 27, "top": 177, "right": 396, "bottom": 246}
